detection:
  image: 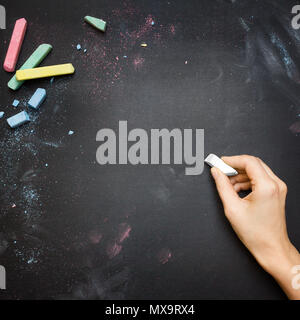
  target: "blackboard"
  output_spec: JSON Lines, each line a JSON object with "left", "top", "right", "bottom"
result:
{"left": 0, "top": 0, "right": 299, "bottom": 299}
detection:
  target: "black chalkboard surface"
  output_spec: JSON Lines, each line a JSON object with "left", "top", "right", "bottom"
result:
{"left": 0, "top": 0, "right": 299, "bottom": 300}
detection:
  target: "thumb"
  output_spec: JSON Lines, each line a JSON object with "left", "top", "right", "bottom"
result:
{"left": 211, "top": 167, "right": 240, "bottom": 211}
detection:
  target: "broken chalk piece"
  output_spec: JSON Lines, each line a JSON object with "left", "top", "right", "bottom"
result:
{"left": 76, "top": 44, "right": 81, "bottom": 50}
{"left": 8, "top": 44, "right": 53, "bottom": 91}
{"left": 205, "top": 154, "right": 238, "bottom": 177}
{"left": 12, "top": 99, "right": 20, "bottom": 107}
{"left": 7, "top": 111, "right": 30, "bottom": 128}
{"left": 16, "top": 63, "right": 75, "bottom": 81}
{"left": 84, "top": 16, "right": 107, "bottom": 32}
{"left": 28, "top": 88, "right": 46, "bottom": 109}
{"left": 68, "top": 130, "right": 74, "bottom": 135}
{"left": 0, "top": 112, "right": 4, "bottom": 119}
{"left": 4, "top": 18, "right": 27, "bottom": 72}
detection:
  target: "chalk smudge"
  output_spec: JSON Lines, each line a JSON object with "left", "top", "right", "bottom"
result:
{"left": 290, "top": 121, "right": 300, "bottom": 135}
{"left": 116, "top": 223, "right": 132, "bottom": 243}
{"left": 133, "top": 55, "right": 145, "bottom": 70}
{"left": 21, "top": 169, "right": 40, "bottom": 182}
{"left": 106, "top": 222, "right": 132, "bottom": 259}
{"left": 88, "top": 230, "right": 103, "bottom": 244}
{"left": 270, "top": 32, "right": 300, "bottom": 82}
{"left": 106, "top": 242, "right": 123, "bottom": 259}
{"left": 239, "top": 17, "right": 250, "bottom": 32}
{"left": 157, "top": 248, "right": 172, "bottom": 264}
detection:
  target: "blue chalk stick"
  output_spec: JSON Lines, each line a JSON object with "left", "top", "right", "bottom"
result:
{"left": 76, "top": 44, "right": 81, "bottom": 50}
{"left": 0, "top": 111, "right": 4, "bottom": 118}
{"left": 7, "top": 111, "right": 30, "bottom": 128}
{"left": 12, "top": 99, "right": 20, "bottom": 107}
{"left": 28, "top": 88, "right": 46, "bottom": 109}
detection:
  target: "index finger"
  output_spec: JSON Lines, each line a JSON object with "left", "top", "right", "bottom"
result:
{"left": 221, "top": 155, "right": 270, "bottom": 183}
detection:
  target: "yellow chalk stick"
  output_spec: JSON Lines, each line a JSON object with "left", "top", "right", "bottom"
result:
{"left": 16, "top": 63, "right": 75, "bottom": 81}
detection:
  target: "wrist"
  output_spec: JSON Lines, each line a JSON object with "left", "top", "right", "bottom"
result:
{"left": 256, "top": 241, "right": 300, "bottom": 299}
{"left": 257, "top": 240, "right": 297, "bottom": 273}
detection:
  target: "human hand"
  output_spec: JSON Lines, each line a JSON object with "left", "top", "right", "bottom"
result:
{"left": 210, "top": 155, "right": 300, "bottom": 299}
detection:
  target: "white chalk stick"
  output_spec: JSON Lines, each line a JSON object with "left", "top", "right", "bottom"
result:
{"left": 205, "top": 154, "right": 238, "bottom": 176}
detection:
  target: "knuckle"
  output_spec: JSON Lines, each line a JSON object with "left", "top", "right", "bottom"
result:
{"left": 240, "top": 154, "right": 254, "bottom": 163}
{"left": 224, "top": 204, "right": 239, "bottom": 217}
{"left": 224, "top": 208, "right": 234, "bottom": 218}
{"left": 278, "top": 180, "right": 288, "bottom": 194}
{"left": 252, "top": 156, "right": 261, "bottom": 164}
{"left": 255, "top": 156, "right": 262, "bottom": 163}
{"left": 243, "top": 155, "right": 259, "bottom": 164}
{"left": 266, "top": 181, "right": 279, "bottom": 196}
{"left": 240, "top": 154, "right": 250, "bottom": 159}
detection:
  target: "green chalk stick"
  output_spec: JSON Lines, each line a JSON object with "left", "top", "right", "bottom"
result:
{"left": 8, "top": 44, "right": 52, "bottom": 91}
{"left": 84, "top": 16, "right": 107, "bottom": 32}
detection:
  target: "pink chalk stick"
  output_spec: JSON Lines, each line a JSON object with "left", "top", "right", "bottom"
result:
{"left": 4, "top": 18, "right": 27, "bottom": 72}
